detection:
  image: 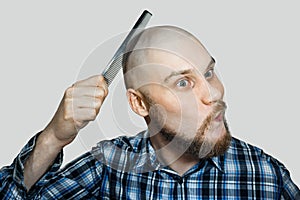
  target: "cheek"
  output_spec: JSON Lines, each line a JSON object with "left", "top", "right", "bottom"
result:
{"left": 162, "top": 90, "right": 201, "bottom": 123}
{"left": 149, "top": 86, "right": 181, "bottom": 113}
{"left": 159, "top": 90, "right": 197, "bottom": 114}
{"left": 150, "top": 88, "right": 205, "bottom": 134}
{"left": 214, "top": 76, "right": 225, "bottom": 98}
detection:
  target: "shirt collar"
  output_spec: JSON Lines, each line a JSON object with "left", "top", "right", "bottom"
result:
{"left": 144, "top": 129, "right": 226, "bottom": 174}
{"left": 210, "top": 156, "right": 225, "bottom": 173}
{"left": 93, "top": 129, "right": 227, "bottom": 174}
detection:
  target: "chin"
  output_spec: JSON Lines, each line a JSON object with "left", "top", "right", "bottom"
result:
{"left": 188, "top": 120, "right": 232, "bottom": 159}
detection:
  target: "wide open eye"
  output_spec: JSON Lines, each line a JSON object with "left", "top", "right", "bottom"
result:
{"left": 204, "top": 68, "right": 214, "bottom": 80}
{"left": 176, "top": 79, "right": 193, "bottom": 88}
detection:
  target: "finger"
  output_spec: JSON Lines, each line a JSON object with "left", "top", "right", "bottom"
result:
{"left": 64, "top": 102, "right": 97, "bottom": 121}
{"left": 74, "top": 75, "right": 106, "bottom": 87}
{"left": 99, "top": 82, "right": 108, "bottom": 97}
{"left": 73, "top": 108, "right": 97, "bottom": 122}
{"left": 72, "top": 96, "right": 103, "bottom": 110}
{"left": 70, "top": 86, "right": 107, "bottom": 98}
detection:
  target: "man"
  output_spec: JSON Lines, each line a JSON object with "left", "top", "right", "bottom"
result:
{"left": 1, "top": 26, "right": 299, "bottom": 199}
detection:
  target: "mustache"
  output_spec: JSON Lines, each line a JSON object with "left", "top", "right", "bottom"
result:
{"left": 211, "top": 100, "right": 227, "bottom": 116}
{"left": 197, "top": 100, "right": 227, "bottom": 135}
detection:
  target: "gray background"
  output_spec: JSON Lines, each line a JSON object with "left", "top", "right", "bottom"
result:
{"left": 0, "top": 1, "right": 299, "bottom": 186}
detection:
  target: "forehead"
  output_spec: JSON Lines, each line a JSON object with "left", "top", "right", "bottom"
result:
{"left": 124, "top": 27, "right": 213, "bottom": 88}
{"left": 146, "top": 48, "right": 212, "bottom": 73}
{"left": 125, "top": 48, "right": 212, "bottom": 89}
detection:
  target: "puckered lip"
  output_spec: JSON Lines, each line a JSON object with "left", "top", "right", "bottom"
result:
{"left": 214, "top": 111, "right": 224, "bottom": 122}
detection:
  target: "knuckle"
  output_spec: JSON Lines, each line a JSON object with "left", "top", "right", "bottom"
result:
{"left": 63, "top": 113, "right": 69, "bottom": 121}
{"left": 92, "top": 87, "right": 101, "bottom": 98}
{"left": 63, "top": 108, "right": 71, "bottom": 120}
{"left": 64, "top": 101, "right": 75, "bottom": 119}
{"left": 65, "top": 87, "right": 74, "bottom": 97}
{"left": 99, "top": 76, "right": 108, "bottom": 86}
{"left": 95, "top": 98, "right": 102, "bottom": 108}
{"left": 90, "top": 109, "right": 97, "bottom": 120}
{"left": 98, "top": 86, "right": 108, "bottom": 98}
{"left": 98, "top": 87, "right": 105, "bottom": 97}
{"left": 64, "top": 97, "right": 73, "bottom": 106}
{"left": 98, "top": 75, "right": 104, "bottom": 81}
{"left": 104, "top": 87, "right": 109, "bottom": 96}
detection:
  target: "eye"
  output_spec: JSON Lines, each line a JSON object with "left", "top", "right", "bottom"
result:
{"left": 204, "top": 68, "right": 214, "bottom": 79}
{"left": 176, "top": 79, "right": 193, "bottom": 88}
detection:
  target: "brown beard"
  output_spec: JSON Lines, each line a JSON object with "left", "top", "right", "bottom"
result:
{"left": 160, "top": 117, "right": 231, "bottom": 159}
{"left": 148, "top": 99, "right": 232, "bottom": 159}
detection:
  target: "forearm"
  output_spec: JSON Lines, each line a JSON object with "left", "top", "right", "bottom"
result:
{"left": 24, "top": 127, "right": 64, "bottom": 190}
{"left": 23, "top": 75, "right": 108, "bottom": 191}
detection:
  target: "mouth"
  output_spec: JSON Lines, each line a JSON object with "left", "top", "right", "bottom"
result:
{"left": 214, "top": 111, "right": 224, "bottom": 122}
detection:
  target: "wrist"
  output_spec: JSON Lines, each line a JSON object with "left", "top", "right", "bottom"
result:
{"left": 39, "top": 127, "right": 66, "bottom": 153}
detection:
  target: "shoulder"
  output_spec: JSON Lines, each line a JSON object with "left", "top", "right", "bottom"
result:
{"left": 222, "top": 137, "right": 300, "bottom": 198}
{"left": 226, "top": 137, "right": 287, "bottom": 177}
{"left": 230, "top": 137, "right": 263, "bottom": 152}
{"left": 95, "top": 130, "right": 148, "bottom": 153}
{"left": 90, "top": 130, "right": 154, "bottom": 172}
{"left": 229, "top": 137, "right": 276, "bottom": 161}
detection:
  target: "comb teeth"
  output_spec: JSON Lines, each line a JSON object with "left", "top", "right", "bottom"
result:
{"left": 101, "top": 10, "right": 152, "bottom": 87}
{"left": 103, "top": 55, "right": 123, "bottom": 86}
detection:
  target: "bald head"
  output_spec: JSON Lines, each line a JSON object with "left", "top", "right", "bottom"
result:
{"left": 122, "top": 25, "right": 211, "bottom": 89}
{"left": 122, "top": 25, "right": 225, "bottom": 139}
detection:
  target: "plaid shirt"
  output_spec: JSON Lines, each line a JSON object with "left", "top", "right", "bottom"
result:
{"left": 1, "top": 130, "right": 299, "bottom": 199}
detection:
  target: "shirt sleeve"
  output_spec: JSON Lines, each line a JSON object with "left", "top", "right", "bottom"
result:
{"left": 0, "top": 132, "right": 104, "bottom": 199}
{"left": 0, "top": 132, "right": 63, "bottom": 199}
{"left": 270, "top": 157, "right": 300, "bottom": 200}
{"left": 280, "top": 170, "right": 300, "bottom": 199}
{"left": 33, "top": 151, "right": 104, "bottom": 199}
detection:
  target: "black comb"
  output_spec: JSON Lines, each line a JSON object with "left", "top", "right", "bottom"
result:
{"left": 102, "top": 10, "right": 152, "bottom": 86}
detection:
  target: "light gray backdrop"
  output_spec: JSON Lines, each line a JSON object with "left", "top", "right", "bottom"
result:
{"left": 0, "top": 1, "right": 299, "bottom": 186}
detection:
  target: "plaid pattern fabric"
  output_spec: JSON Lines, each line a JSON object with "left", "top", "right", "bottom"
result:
{"left": 1, "top": 130, "right": 299, "bottom": 199}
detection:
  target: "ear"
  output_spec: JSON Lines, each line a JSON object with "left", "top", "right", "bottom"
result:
{"left": 126, "top": 89, "right": 149, "bottom": 117}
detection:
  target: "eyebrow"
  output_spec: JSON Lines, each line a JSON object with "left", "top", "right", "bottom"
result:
{"left": 164, "top": 69, "right": 193, "bottom": 83}
{"left": 163, "top": 57, "right": 216, "bottom": 83}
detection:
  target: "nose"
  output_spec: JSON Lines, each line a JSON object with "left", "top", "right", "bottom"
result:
{"left": 200, "top": 81, "right": 223, "bottom": 105}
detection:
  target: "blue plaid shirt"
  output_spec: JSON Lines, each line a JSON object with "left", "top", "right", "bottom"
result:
{"left": 1, "top": 130, "right": 299, "bottom": 199}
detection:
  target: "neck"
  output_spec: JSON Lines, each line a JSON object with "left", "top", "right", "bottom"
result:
{"left": 150, "top": 132, "right": 200, "bottom": 176}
